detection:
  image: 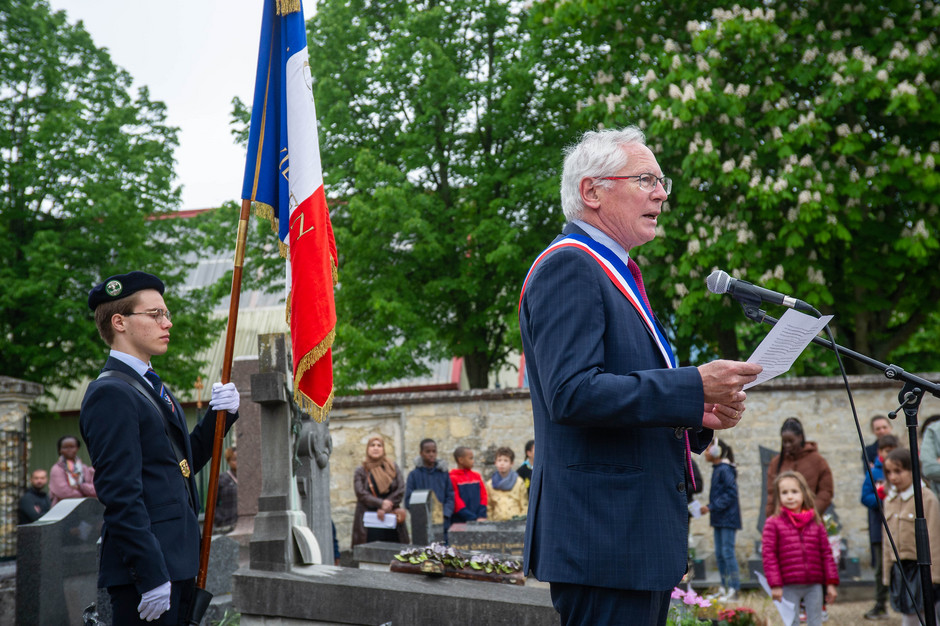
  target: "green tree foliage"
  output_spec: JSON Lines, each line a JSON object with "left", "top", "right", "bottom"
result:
{"left": 0, "top": 0, "right": 225, "bottom": 393}
{"left": 533, "top": 1, "right": 940, "bottom": 374}
{"left": 308, "top": 0, "right": 570, "bottom": 390}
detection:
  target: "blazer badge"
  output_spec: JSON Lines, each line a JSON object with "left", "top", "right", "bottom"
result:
{"left": 179, "top": 459, "right": 191, "bottom": 478}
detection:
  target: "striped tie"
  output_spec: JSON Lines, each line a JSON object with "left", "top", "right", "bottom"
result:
{"left": 627, "top": 257, "right": 652, "bottom": 314}
{"left": 144, "top": 368, "right": 175, "bottom": 414}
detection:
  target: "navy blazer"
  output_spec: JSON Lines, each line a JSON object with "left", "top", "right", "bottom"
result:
{"left": 519, "top": 224, "right": 710, "bottom": 591}
{"left": 80, "top": 357, "right": 237, "bottom": 591}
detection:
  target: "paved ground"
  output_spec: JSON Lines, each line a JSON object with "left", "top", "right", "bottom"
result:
{"left": 727, "top": 592, "right": 907, "bottom": 625}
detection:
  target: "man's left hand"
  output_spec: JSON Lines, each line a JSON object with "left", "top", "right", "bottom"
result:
{"left": 209, "top": 382, "right": 240, "bottom": 414}
{"left": 702, "top": 402, "right": 745, "bottom": 430}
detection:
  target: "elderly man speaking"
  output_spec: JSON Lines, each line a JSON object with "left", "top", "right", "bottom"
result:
{"left": 519, "top": 127, "right": 761, "bottom": 625}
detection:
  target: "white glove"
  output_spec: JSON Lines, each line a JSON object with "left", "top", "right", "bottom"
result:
{"left": 209, "top": 382, "right": 240, "bottom": 414}
{"left": 138, "top": 581, "right": 171, "bottom": 622}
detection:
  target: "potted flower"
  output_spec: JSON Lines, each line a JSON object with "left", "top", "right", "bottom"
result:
{"left": 668, "top": 588, "right": 761, "bottom": 626}
{"left": 822, "top": 512, "right": 843, "bottom": 566}
{"left": 668, "top": 588, "right": 713, "bottom": 626}
{"left": 716, "top": 607, "right": 759, "bottom": 625}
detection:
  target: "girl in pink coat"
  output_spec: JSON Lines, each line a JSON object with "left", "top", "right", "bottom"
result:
{"left": 762, "top": 471, "right": 839, "bottom": 626}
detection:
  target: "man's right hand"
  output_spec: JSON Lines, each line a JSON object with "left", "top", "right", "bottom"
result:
{"left": 138, "top": 581, "right": 171, "bottom": 621}
{"left": 698, "top": 360, "right": 762, "bottom": 406}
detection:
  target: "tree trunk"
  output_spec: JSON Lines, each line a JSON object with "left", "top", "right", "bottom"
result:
{"left": 717, "top": 327, "right": 740, "bottom": 362}
{"left": 464, "top": 352, "right": 491, "bottom": 389}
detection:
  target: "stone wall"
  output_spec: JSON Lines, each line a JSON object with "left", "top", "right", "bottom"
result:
{"left": 328, "top": 375, "right": 940, "bottom": 570}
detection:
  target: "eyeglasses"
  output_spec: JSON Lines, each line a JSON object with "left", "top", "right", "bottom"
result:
{"left": 599, "top": 173, "right": 672, "bottom": 194}
{"left": 125, "top": 309, "right": 172, "bottom": 323}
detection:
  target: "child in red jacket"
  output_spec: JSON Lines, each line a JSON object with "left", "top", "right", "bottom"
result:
{"left": 450, "top": 447, "right": 487, "bottom": 522}
{"left": 762, "top": 470, "right": 839, "bottom": 626}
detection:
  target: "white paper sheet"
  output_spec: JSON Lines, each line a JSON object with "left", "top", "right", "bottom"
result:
{"left": 744, "top": 309, "right": 833, "bottom": 389}
{"left": 363, "top": 511, "right": 397, "bottom": 529}
{"left": 687, "top": 499, "right": 703, "bottom": 519}
{"left": 754, "top": 571, "right": 796, "bottom": 625}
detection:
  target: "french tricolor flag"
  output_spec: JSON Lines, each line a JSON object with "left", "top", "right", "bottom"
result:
{"left": 241, "top": 0, "right": 337, "bottom": 420}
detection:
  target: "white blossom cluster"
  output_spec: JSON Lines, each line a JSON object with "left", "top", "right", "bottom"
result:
{"left": 759, "top": 265, "right": 786, "bottom": 284}
{"left": 891, "top": 81, "right": 918, "bottom": 98}
{"left": 711, "top": 6, "right": 776, "bottom": 23}
{"left": 807, "top": 267, "right": 826, "bottom": 285}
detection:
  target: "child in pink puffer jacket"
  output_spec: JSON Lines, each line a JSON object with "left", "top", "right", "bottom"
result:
{"left": 762, "top": 470, "right": 839, "bottom": 626}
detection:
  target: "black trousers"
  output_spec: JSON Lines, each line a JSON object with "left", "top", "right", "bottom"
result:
{"left": 550, "top": 582, "right": 671, "bottom": 626}
{"left": 873, "top": 542, "right": 888, "bottom": 608}
{"left": 108, "top": 579, "right": 195, "bottom": 626}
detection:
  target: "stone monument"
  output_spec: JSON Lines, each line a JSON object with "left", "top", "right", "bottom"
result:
{"left": 248, "top": 333, "right": 321, "bottom": 571}
{"left": 295, "top": 401, "right": 334, "bottom": 562}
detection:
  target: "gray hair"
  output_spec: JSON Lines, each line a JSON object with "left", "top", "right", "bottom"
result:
{"left": 560, "top": 126, "right": 647, "bottom": 221}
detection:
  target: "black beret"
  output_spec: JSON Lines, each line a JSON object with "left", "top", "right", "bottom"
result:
{"left": 88, "top": 271, "right": 165, "bottom": 311}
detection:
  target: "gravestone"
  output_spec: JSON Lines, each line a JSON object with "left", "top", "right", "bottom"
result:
{"left": 408, "top": 489, "right": 445, "bottom": 546}
{"left": 249, "top": 334, "right": 319, "bottom": 572}
{"left": 206, "top": 534, "right": 240, "bottom": 596}
{"left": 447, "top": 520, "right": 526, "bottom": 556}
{"left": 16, "top": 497, "right": 104, "bottom": 626}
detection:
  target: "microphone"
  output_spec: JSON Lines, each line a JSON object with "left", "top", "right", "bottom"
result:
{"left": 706, "top": 270, "right": 819, "bottom": 315}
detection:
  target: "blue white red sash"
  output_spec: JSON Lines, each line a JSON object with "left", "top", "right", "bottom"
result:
{"left": 520, "top": 234, "right": 677, "bottom": 369}
{"left": 520, "top": 233, "right": 696, "bottom": 489}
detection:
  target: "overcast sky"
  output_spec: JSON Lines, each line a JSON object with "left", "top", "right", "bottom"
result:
{"left": 47, "top": 0, "right": 318, "bottom": 210}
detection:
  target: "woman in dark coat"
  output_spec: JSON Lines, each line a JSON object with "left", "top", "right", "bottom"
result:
{"left": 351, "top": 436, "right": 410, "bottom": 547}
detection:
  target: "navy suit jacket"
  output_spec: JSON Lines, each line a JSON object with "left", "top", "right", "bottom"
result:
{"left": 519, "top": 224, "right": 711, "bottom": 591}
{"left": 80, "top": 357, "right": 237, "bottom": 591}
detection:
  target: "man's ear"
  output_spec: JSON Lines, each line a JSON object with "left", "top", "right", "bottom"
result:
{"left": 579, "top": 177, "right": 602, "bottom": 211}
{"left": 111, "top": 313, "right": 127, "bottom": 335}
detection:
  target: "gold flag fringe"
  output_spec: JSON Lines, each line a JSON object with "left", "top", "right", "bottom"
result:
{"left": 294, "top": 386, "right": 334, "bottom": 423}
{"left": 250, "top": 200, "right": 276, "bottom": 229}
{"left": 292, "top": 326, "right": 336, "bottom": 422}
{"left": 250, "top": 201, "right": 290, "bottom": 259}
{"left": 276, "top": 0, "right": 301, "bottom": 15}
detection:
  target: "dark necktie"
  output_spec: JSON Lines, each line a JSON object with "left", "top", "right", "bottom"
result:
{"left": 627, "top": 257, "right": 652, "bottom": 314}
{"left": 144, "top": 368, "right": 176, "bottom": 414}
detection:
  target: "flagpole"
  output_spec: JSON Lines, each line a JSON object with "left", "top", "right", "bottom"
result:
{"left": 193, "top": 197, "right": 252, "bottom": 608}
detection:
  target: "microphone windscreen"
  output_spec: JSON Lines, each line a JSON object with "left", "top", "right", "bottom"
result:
{"left": 706, "top": 270, "right": 730, "bottom": 295}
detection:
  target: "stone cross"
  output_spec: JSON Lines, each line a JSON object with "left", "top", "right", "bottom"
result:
{"left": 248, "top": 334, "right": 320, "bottom": 571}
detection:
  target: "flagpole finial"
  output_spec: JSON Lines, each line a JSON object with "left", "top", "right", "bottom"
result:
{"left": 276, "top": 0, "right": 302, "bottom": 15}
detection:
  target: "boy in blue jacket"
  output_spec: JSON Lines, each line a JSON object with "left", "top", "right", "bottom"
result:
{"left": 405, "top": 439, "right": 455, "bottom": 540}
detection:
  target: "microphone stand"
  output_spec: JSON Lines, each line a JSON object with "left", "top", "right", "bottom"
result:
{"left": 739, "top": 299, "right": 940, "bottom": 625}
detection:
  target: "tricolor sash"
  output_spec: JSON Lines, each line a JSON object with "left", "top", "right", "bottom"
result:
{"left": 520, "top": 233, "right": 697, "bottom": 490}
{"left": 520, "top": 234, "right": 677, "bottom": 369}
